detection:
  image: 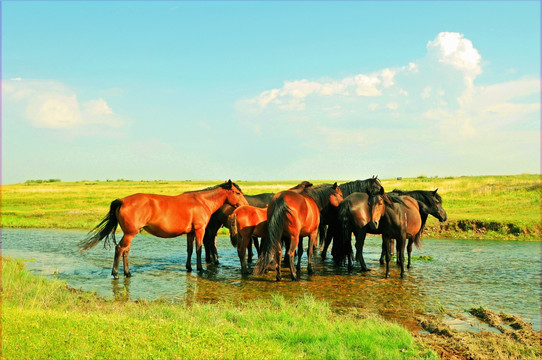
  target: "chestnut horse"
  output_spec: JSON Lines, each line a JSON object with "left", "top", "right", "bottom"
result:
{"left": 336, "top": 191, "right": 386, "bottom": 271}
{"left": 254, "top": 183, "right": 343, "bottom": 281}
{"left": 203, "top": 192, "right": 274, "bottom": 265}
{"left": 228, "top": 205, "right": 268, "bottom": 274}
{"left": 79, "top": 180, "right": 248, "bottom": 278}
{"left": 203, "top": 181, "right": 313, "bottom": 265}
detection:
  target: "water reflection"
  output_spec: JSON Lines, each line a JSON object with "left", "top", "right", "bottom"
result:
{"left": 1, "top": 228, "right": 540, "bottom": 330}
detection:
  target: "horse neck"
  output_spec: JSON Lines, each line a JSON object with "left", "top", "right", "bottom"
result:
{"left": 194, "top": 188, "right": 229, "bottom": 213}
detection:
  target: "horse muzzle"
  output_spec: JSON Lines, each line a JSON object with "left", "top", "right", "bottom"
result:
{"left": 369, "top": 220, "right": 379, "bottom": 231}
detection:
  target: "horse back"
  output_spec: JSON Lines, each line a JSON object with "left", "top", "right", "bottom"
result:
{"left": 281, "top": 191, "right": 320, "bottom": 235}
{"left": 118, "top": 192, "right": 209, "bottom": 236}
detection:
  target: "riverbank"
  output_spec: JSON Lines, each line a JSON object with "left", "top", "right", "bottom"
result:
{"left": 2, "top": 257, "right": 436, "bottom": 360}
{"left": 3, "top": 257, "right": 540, "bottom": 360}
{"left": 1, "top": 174, "right": 539, "bottom": 240}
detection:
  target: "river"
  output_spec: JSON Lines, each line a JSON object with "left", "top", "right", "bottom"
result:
{"left": 2, "top": 228, "right": 539, "bottom": 331}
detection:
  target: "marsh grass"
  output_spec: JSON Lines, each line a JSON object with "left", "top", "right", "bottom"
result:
{"left": 2, "top": 258, "right": 436, "bottom": 360}
{"left": 1, "top": 174, "right": 539, "bottom": 239}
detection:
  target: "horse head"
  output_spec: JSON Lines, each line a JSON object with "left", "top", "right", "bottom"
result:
{"left": 328, "top": 182, "right": 343, "bottom": 207}
{"left": 368, "top": 193, "right": 386, "bottom": 230}
{"left": 227, "top": 213, "right": 239, "bottom": 247}
{"left": 223, "top": 180, "right": 248, "bottom": 208}
{"left": 430, "top": 189, "right": 447, "bottom": 222}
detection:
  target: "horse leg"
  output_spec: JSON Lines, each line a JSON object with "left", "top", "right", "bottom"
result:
{"left": 296, "top": 237, "right": 303, "bottom": 272}
{"left": 383, "top": 235, "right": 392, "bottom": 278}
{"left": 247, "top": 237, "right": 254, "bottom": 263}
{"left": 307, "top": 231, "right": 317, "bottom": 274}
{"left": 112, "top": 233, "right": 135, "bottom": 279}
{"left": 379, "top": 237, "right": 386, "bottom": 265}
{"left": 275, "top": 245, "right": 283, "bottom": 282}
{"left": 195, "top": 228, "right": 206, "bottom": 272}
{"left": 186, "top": 233, "right": 195, "bottom": 272}
{"left": 321, "top": 226, "right": 333, "bottom": 260}
{"left": 238, "top": 231, "right": 250, "bottom": 274}
{"left": 253, "top": 236, "right": 260, "bottom": 256}
{"left": 289, "top": 236, "right": 298, "bottom": 281}
{"left": 407, "top": 237, "right": 414, "bottom": 269}
{"left": 354, "top": 228, "right": 370, "bottom": 271}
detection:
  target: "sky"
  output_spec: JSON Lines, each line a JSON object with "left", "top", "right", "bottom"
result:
{"left": 2, "top": 1, "right": 540, "bottom": 184}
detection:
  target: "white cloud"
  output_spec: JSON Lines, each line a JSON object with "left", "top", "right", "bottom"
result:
{"left": 3, "top": 78, "right": 123, "bottom": 130}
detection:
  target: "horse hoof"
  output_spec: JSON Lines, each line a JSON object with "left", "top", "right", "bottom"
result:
{"left": 197, "top": 267, "right": 205, "bottom": 272}
{"left": 186, "top": 266, "right": 193, "bottom": 272}
{"left": 124, "top": 272, "right": 132, "bottom": 278}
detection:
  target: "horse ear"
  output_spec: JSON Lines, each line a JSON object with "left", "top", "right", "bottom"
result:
{"left": 332, "top": 182, "right": 338, "bottom": 189}
{"left": 433, "top": 188, "right": 438, "bottom": 195}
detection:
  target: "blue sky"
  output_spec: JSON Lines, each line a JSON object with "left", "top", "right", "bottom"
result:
{"left": 2, "top": 1, "right": 540, "bottom": 184}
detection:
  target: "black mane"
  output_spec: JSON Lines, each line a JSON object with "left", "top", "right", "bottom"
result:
{"left": 301, "top": 183, "right": 338, "bottom": 211}
{"left": 391, "top": 189, "right": 440, "bottom": 206}
{"left": 339, "top": 178, "right": 382, "bottom": 197}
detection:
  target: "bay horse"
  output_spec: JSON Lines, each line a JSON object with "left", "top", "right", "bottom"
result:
{"left": 78, "top": 180, "right": 248, "bottom": 278}
{"left": 381, "top": 189, "right": 447, "bottom": 268}
{"left": 227, "top": 205, "right": 268, "bottom": 274}
{"left": 203, "top": 181, "right": 313, "bottom": 265}
{"left": 319, "top": 176, "right": 389, "bottom": 261}
{"left": 202, "top": 192, "right": 274, "bottom": 265}
{"left": 336, "top": 191, "right": 386, "bottom": 271}
{"left": 254, "top": 183, "right": 343, "bottom": 281}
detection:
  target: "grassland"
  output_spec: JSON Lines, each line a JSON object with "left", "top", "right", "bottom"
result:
{"left": 1, "top": 174, "right": 539, "bottom": 240}
{"left": 2, "top": 257, "right": 436, "bottom": 360}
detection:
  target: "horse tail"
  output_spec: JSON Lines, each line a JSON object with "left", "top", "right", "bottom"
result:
{"left": 78, "top": 199, "right": 122, "bottom": 252}
{"left": 334, "top": 200, "right": 353, "bottom": 266}
{"left": 253, "top": 196, "right": 290, "bottom": 275}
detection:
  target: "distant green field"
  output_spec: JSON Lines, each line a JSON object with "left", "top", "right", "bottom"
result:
{"left": 1, "top": 174, "right": 540, "bottom": 240}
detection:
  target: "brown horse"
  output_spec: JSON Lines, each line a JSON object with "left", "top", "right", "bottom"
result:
{"left": 203, "top": 181, "right": 313, "bottom": 265}
{"left": 381, "top": 189, "right": 447, "bottom": 268}
{"left": 79, "top": 180, "right": 248, "bottom": 278}
{"left": 337, "top": 191, "right": 386, "bottom": 271}
{"left": 254, "top": 183, "right": 343, "bottom": 281}
{"left": 379, "top": 194, "right": 422, "bottom": 278}
{"left": 227, "top": 205, "right": 268, "bottom": 274}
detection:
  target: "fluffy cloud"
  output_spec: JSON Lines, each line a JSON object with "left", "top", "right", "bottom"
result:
{"left": 3, "top": 78, "right": 123, "bottom": 130}
{"left": 235, "top": 32, "right": 539, "bottom": 176}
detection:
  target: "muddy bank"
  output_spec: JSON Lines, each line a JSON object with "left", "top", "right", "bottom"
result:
{"left": 415, "top": 308, "right": 540, "bottom": 360}
{"left": 424, "top": 220, "right": 541, "bottom": 240}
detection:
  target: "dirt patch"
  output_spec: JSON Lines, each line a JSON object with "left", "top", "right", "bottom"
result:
{"left": 416, "top": 308, "right": 541, "bottom": 360}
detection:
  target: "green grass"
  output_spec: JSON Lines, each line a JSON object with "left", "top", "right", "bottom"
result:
{"left": 1, "top": 174, "right": 540, "bottom": 239}
{"left": 2, "top": 257, "right": 437, "bottom": 360}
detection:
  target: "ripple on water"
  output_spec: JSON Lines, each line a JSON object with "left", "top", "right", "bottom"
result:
{"left": 2, "top": 229, "right": 540, "bottom": 331}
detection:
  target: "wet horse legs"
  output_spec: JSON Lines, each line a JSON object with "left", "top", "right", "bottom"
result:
{"left": 112, "top": 233, "right": 135, "bottom": 279}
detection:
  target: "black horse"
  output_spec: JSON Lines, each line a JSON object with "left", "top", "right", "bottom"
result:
{"left": 319, "top": 176, "right": 389, "bottom": 263}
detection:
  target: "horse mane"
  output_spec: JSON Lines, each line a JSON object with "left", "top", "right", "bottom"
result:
{"left": 339, "top": 177, "right": 382, "bottom": 197}
{"left": 301, "top": 183, "right": 338, "bottom": 211}
{"left": 386, "top": 193, "right": 409, "bottom": 207}
{"left": 187, "top": 181, "right": 242, "bottom": 193}
{"left": 391, "top": 189, "right": 440, "bottom": 206}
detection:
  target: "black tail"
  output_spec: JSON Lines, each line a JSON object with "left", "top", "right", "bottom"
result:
{"left": 334, "top": 200, "right": 353, "bottom": 266}
{"left": 78, "top": 199, "right": 122, "bottom": 251}
{"left": 253, "top": 196, "right": 291, "bottom": 275}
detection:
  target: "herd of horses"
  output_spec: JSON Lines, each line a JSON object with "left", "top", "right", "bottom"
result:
{"left": 79, "top": 178, "right": 447, "bottom": 281}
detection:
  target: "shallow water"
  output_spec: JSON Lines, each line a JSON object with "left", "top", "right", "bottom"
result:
{"left": 2, "top": 228, "right": 540, "bottom": 331}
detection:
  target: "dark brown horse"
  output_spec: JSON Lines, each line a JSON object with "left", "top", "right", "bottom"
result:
{"left": 337, "top": 191, "right": 386, "bottom": 271}
{"left": 254, "top": 183, "right": 343, "bottom": 281}
{"left": 79, "top": 180, "right": 248, "bottom": 278}
{"left": 319, "top": 177, "right": 388, "bottom": 261}
{"left": 381, "top": 189, "right": 447, "bottom": 268}
{"left": 227, "top": 205, "right": 268, "bottom": 274}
